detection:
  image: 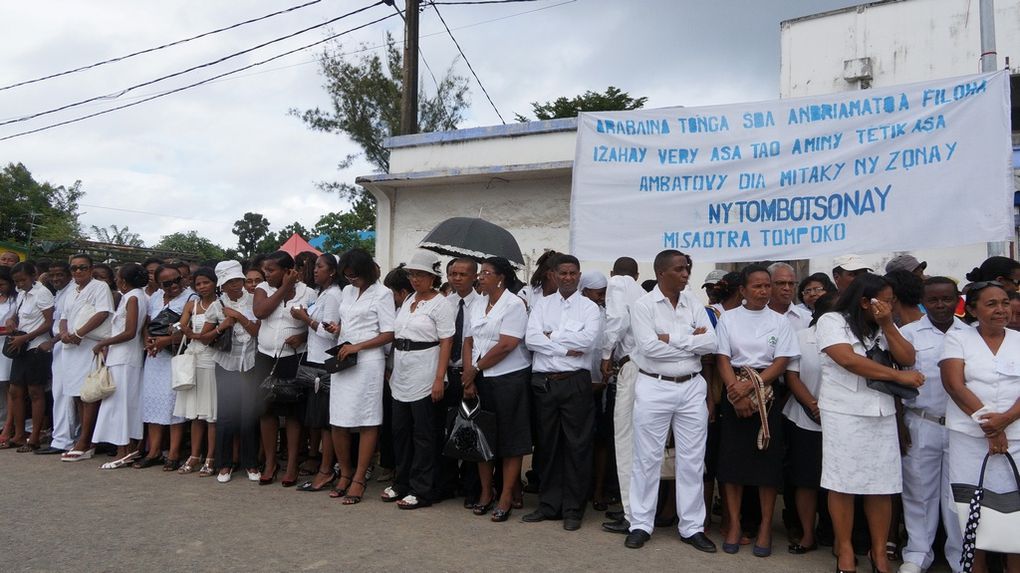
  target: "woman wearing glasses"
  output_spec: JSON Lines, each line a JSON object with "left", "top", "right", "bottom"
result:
{"left": 135, "top": 265, "right": 192, "bottom": 470}
{"left": 965, "top": 256, "right": 1020, "bottom": 294}
{"left": 796, "top": 273, "right": 837, "bottom": 314}
{"left": 58, "top": 254, "right": 114, "bottom": 462}
{"left": 941, "top": 280, "right": 1020, "bottom": 573}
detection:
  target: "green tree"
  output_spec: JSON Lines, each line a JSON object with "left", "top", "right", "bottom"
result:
{"left": 0, "top": 162, "right": 85, "bottom": 246}
{"left": 91, "top": 224, "right": 144, "bottom": 247}
{"left": 514, "top": 86, "right": 648, "bottom": 122}
{"left": 154, "top": 231, "right": 225, "bottom": 261}
{"left": 232, "top": 212, "right": 271, "bottom": 259}
{"left": 314, "top": 193, "right": 376, "bottom": 253}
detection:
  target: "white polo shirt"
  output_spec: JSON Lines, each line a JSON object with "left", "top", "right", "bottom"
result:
{"left": 16, "top": 281, "right": 55, "bottom": 350}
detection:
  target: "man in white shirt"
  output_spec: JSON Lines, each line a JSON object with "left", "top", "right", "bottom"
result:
{"left": 767, "top": 262, "right": 811, "bottom": 332}
{"left": 439, "top": 258, "right": 483, "bottom": 502}
{"left": 597, "top": 257, "right": 647, "bottom": 534}
{"left": 35, "top": 261, "right": 75, "bottom": 455}
{"left": 625, "top": 249, "right": 718, "bottom": 553}
{"left": 898, "top": 277, "right": 968, "bottom": 573}
{"left": 523, "top": 254, "right": 602, "bottom": 531}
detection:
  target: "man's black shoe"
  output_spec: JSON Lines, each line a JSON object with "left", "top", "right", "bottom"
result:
{"left": 33, "top": 446, "right": 65, "bottom": 455}
{"left": 605, "top": 509, "right": 624, "bottom": 521}
{"left": 680, "top": 532, "right": 717, "bottom": 553}
{"left": 521, "top": 510, "right": 557, "bottom": 523}
{"left": 601, "top": 519, "right": 630, "bottom": 534}
{"left": 563, "top": 517, "right": 582, "bottom": 531}
{"left": 625, "top": 530, "right": 651, "bottom": 549}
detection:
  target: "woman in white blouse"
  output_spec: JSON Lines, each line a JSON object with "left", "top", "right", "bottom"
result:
{"left": 715, "top": 264, "right": 800, "bottom": 557}
{"left": 816, "top": 273, "right": 923, "bottom": 573}
{"left": 291, "top": 253, "right": 344, "bottom": 492}
{"left": 329, "top": 248, "right": 396, "bottom": 505}
{"left": 4, "top": 262, "right": 54, "bottom": 452}
{"left": 463, "top": 257, "right": 532, "bottom": 522}
{"left": 0, "top": 267, "right": 14, "bottom": 446}
{"left": 378, "top": 250, "right": 454, "bottom": 509}
{"left": 175, "top": 267, "right": 220, "bottom": 476}
{"left": 940, "top": 280, "right": 1020, "bottom": 573}
{"left": 58, "top": 254, "right": 114, "bottom": 462}
{"left": 92, "top": 263, "right": 149, "bottom": 468}
{"left": 252, "top": 250, "right": 316, "bottom": 486}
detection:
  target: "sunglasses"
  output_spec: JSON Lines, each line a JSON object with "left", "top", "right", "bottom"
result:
{"left": 161, "top": 277, "right": 183, "bottom": 289}
{"left": 69, "top": 264, "right": 91, "bottom": 272}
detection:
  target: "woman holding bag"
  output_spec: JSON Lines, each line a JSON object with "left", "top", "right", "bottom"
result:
{"left": 941, "top": 280, "right": 1020, "bottom": 573}
{"left": 59, "top": 254, "right": 114, "bottom": 462}
{"left": 462, "top": 256, "right": 532, "bottom": 522}
{"left": 816, "top": 273, "right": 924, "bottom": 573}
{"left": 5, "top": 262, "right": 54, "bottom": 452}
{"left": 92, "top": 263, "right": 149, "bottom": 468}
{"left": 174, "top": 267, "right": 220, "bottom": 476}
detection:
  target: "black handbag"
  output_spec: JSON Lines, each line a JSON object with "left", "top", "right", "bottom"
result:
{"left": 208, "top": 296, "right": 234, "bottom": 352}
{"left": 2, "top": 330, "right": 27, "bottom": 359}
{"left": 259, "top": 354, "right": 304, "bottom": 403}
{"left": 865, "top": 342, "right": 919, "bottom": 400}
{"left": 443, "top": 399, "right": 497, "bottom": 462}
{"left": 294, "top": 363, "right": 330, "bottom": 393}
{"left": 323, "top": 342, "right": 358, "bottom": 374}
{"left": 148, "top": 308, "right": 181, "bottom": 338}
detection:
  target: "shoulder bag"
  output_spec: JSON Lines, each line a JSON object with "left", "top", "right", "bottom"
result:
{"left": 953, "top": 452, "right": 1020, "bottom": 570}
{"left": 80, "top": 354, "right": 116, "bottom": 403}
{"left": 258, "top": 352, "right": 304, "bottom": 403}
{"left": 443, "top": 399, "right": 497, "bottom": 462}
{"left": 2, "top": 330, "right": 27, "bottom": 360}
{"left": 864, "top": 342, "right": 919, "bottom": 400}
{"left": 170, "top": 336, "right": 196, "bottom": 391}
{"left": 209, "top": 297, "right": 233, "bottom": 353}
{"left": 727, "top": 366, "right": 774, "bottom": 450}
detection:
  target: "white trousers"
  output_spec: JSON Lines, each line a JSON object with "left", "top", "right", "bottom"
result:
{"left": 901, "top": 413, "right": 962, "bottom": 572}
{"left": 629, "top": 372, "right": 708, "bottom": 537}
{"left": 612, "top": 361, "right": 638, "bottom": 521}
{"left": 50, "top": 347, "right": 79, "bottom": 450}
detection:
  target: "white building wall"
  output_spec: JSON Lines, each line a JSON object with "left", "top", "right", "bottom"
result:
{"left": 780, "top": 0, "right": 1019, "bottom": 280}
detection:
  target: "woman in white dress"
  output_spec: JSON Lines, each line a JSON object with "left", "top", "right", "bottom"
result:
{"left": 175, "top": 267, "right": 219, "bottom": 476}
{"left": 135, "top": 265, "right": 191, "bottom": 470}
{"left": 378, "top": 250, "right": 454, "bottom": 509}
{"left": 251, "top": 251, "right": 316, "bottom": 486}
{"left": 4, "top": 262, "right": 54, "bottom": 452}
{"left": 92, "top": 263, "right": 149, "bottom": 468}
{"left": 329, "top": 248, "right": 396, "bottom": 504}
{"left": 817, "top": 273, "right": 924, "bottom": 573}
{"left": 0, "top": 267, "right": 15, "bottom": 446}
{"left": 59, "top": 254, "right": 114, "bottom": 462}
{"left": 940, "top": 280, "right": 1020, "bottom": 573}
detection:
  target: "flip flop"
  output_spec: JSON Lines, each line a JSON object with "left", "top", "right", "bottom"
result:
{"left": 0, "top": 439, "right": 24, "bottom": 450}
{"left": 396, "top": 494, "right": 432, "bottom": 510}
{"left": 61, "top": 448, "right": 95, "bottom": 462}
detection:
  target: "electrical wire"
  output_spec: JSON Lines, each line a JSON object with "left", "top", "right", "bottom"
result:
{"left": 392, "top": 1, "right": 449, "bottom": 127}
{"left": 78, "top": 203, "right": 234, "bottom": 225}
{"left": 0, "top": 1, "right": 385, "bottom": 127}
{"left": 0, "top": 0, "right": 330, "bottom": 93}
{"left": 0, "top": 12, "right": 400, "bottom": 142}
{"left": 429, "top": 2, "right": 505, "bottom": 124}
{"left": 430, "top": 0, "right": 548, "bottom": 4}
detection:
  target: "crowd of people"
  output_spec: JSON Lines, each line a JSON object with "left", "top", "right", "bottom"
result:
{"left": 0, "top": 246, "right": 1018, "bottom": 573}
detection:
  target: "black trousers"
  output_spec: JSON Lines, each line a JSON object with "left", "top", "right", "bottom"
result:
{"left": 435, "top": 367, "right": 480, "bottom": 500}
{"left": 392, "top": 395, "right": 439, "bottom": 501}
{"left": 379, "top": 380, "right": 395, "bottom": 469}
{"left": 214, "top": 365, "right": 260, "bottom": 471}
{"left": 531, "top": 370, "right": 595, "bottom": 519}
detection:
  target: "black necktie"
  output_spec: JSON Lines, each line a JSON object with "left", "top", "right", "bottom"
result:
{"left": 451, "top": 298, "right": 464, "bottom": 363}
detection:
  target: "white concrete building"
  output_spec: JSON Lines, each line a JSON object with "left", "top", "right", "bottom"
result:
{"left": 360, "top": 0, "right": 1019, "bottom": 289}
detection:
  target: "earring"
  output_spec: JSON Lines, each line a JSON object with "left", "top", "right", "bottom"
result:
{"left": 498, "top": 281, "right": 503, "bottom": 289}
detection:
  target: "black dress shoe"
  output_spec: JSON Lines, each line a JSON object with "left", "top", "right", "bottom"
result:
{"left": 522, "top": 510, "right": 554, "bottom": 523}
{"left": 601, "top": 519, "right": 630, "bottom": 534}
{"left": 563, "top": 518, "right": 582, "bottom": 531}
{"left": 680, "top": 532, "right": 717, "bottom": 553}
{"left": 33, "top": 446, "right": 65, "bottom": 455}
{"left": 625, "top": 530, "right": 651, "bottom": 549}
{"left": 605, "top": 509, "right": 624, "bottom": 521}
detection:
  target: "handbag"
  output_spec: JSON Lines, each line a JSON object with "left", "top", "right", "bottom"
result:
{"left": 148, "top": 307, "right": 182, "bottom": 338}
{"left": 80, "top": 354, "right": 116, "bottom": 403}
{"left": 208, "top": 296, "right": 234, "bottom": 352}
{"left": 443, "top": 399, "right": 497, "bottom": 462}
{"left": 864, "top": 342, "right": 919, "bottom": 400}
{"left": 258, "top": 353, "right": 304, "bottom": 403}
{"left": 294, "top": 363, "right": 330, "bottom": 393}
{"left": 2, "top": 330, "right": 26, "bottom": 359}
{"left": 727, "top": 366, "right": 774, "bottom": 450}
{"left": 170, "top": 337, "right": 196, "bottom": 391}
{"left": 73, "top": 301, "right": 112, "bottom": 341}
{"left": 323, "top": 342, "right": 358, "bottom": 374}
{"left": 953, "top": 452, "right": 1020, "bottom": 570}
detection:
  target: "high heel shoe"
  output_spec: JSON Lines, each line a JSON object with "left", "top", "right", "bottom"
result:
{"left": 834, "top": 555, "right": 856, "bottom": 573}
{"left": 491, "top": 506, "right": 512, "bottom": 522}
{"left": 259, "top": 466, "right": 279, "bottom": 486}
{"left": 472, "top": 499, "right": 496, "bottom": 516}
{"left": 868, "top": 551, "right": 888, "bottom": 573}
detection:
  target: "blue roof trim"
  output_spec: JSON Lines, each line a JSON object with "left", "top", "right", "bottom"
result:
{"left": 356, "top": 160, "right": 573, "bottom": 185}
{"left": 384, "top": 118, "right": 578, "bottom": 150}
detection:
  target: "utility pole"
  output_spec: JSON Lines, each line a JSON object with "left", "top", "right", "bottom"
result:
{"left": 401, "top": 0, "right": 420, "bottom": 135}
{"left": 980, "top": 0, "right": 1009, "bottom": 258}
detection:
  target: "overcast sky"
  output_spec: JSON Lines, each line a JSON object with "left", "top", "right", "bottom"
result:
{"left": 0, "top": 0, "right": 864, "bottom": 249}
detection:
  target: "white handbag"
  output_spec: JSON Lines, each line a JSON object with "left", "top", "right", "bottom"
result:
{"left": 80, "top": 354, "right": 116, "bottom": 403}
{"left": 170, "top": 337, "right": 196, "bottom": 391}
{"left": 73, "top": 301, "right": 112, "bottom": 341}
{"left": 953, "top": 452, "right": 1020, "bottom": 569}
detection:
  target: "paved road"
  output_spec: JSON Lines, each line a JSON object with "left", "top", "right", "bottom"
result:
{"left": 1, "top": 450, "right": 930, "bottom": 572}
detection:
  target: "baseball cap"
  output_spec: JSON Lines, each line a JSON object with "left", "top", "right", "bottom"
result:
{"left": 886, "top": 254, "right": 927, "bottom": 274}
{"left": 702, "top": 269, "right": 728, "bottom": 287}
{"left": 832, "top": 254, "right": 872, "bottom": 272}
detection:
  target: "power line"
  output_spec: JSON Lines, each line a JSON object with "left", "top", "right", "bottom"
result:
{"left": 0, "top": 2, "right": 385, "bottom": 127}
{"left": 79, "top": 203, "right": 234, "bottom": 225}
{"left": 0, "top": 12, "right": 400, "bottom": 142}
{"left": 430, "top": 2, "right": 506, "bottom": 124}
{"left": 0, "top": 0, "right": 332, "bottom": 93}
{"left": 430, "top": 0, "right": 549, "bottom": 4}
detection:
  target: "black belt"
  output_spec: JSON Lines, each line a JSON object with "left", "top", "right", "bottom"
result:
{"left": 616, "top": 355, "right": 631, "bottom": 368}
{"left": 639, "top": 369, "right": 700, "bottom": 383}
{"left": 542, "top": 370, "right": 585, "bottom": 382}
{"left": 393, "top": 339, "right": 440, "bottom": 352}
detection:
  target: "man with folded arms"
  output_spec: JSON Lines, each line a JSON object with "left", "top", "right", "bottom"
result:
{"left": 625, "top": 249, "right": 717, "bottom": 552}
{"left": 523, "top": 254, "right": 601, "bottom": 531}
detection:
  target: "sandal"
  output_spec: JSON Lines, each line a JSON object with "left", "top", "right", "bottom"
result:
{"left": 329, "top": 475, "right": 352, "bottom": 498}
{"left": 16, "top": 442, "right": 40, "bottom": 453}
{"left": 298, "top": 470, "right": 337, "bottom": 492}
{"left": 396, "top": 494, "right": 432, "bottom": 510}
{"left": 198, "top": 458, "right": 215, "bottom": 477}
{"left": 380, "top": 486, "right": 403, "bottom": 502}
{"left": 100, "top": 454, "right": 137, "bottom": 470}
{"left": 163, "top": 458, "right": 181, "bottom": 472}
{"left": 342, "top": 480, "right": 366, "bottom": 505}
{"left": 178, "top": 456, "right": 201, "bottom": 474}
{"left": 133, "top": 455, "right": 164, "bottom": 469}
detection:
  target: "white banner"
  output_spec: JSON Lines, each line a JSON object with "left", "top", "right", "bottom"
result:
{"left": 570, "top": 71, "right": 1014, "bottom": 263}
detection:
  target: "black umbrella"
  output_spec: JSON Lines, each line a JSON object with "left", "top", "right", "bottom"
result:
{"left": 418, "top": 217, "right": 525, "bottom": 268}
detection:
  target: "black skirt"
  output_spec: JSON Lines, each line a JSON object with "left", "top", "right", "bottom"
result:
{"left": 252, "top": 352, "right": 304, "bottom": 418}
{"left": 301, "top": 359, "right": 331, "bottom": 429}
{"left": 475, "top": 367, "right": 532, "bottom": 457}
{"left": 716, "top": 396, "right": 785, "bottom": 487}
{"left": 784, "top": 418, "right": 822, "bottom": 488}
